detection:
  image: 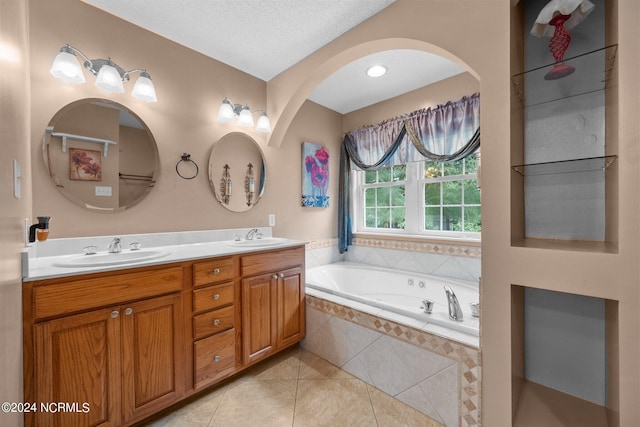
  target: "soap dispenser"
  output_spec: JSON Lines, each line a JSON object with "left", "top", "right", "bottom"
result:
{"left": 28, "top": 216, "right": 51, "bottom": 242}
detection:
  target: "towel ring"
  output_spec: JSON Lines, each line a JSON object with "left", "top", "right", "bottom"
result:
{"left": 176, "top": 153, "right": 199, "bottom": 180}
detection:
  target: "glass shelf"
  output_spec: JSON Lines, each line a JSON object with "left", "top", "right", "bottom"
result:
{"left": 512, "top": 45, "right": 617, "bottom": 107}
{"left": 512, "top": 155, "right": 617, "bottom": 177}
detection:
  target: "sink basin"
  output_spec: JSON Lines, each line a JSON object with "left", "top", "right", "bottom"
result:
{"left": 227, "top": 237, "right": 290, "bottom": 248}
{"left": 53, "top": 250, "right": 170, "bottom": 268}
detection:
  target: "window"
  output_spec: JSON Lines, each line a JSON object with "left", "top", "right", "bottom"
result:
{"left": 354, "top": 155, "right": 480, "bottom": 239}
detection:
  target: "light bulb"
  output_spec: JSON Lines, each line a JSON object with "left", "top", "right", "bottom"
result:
{"left": 237, "top": 106, "right": 254, "bottom": 127}
{"left": 217, "top": 99, "right": 235, "bottom": 122}
{"left": 95, "top": 64, "right": 124, "bottom": 93}
{"left": 50, "top": 50, "right": 85, "bottom": 84}
{"left": 256, "top": 112, "right": 272, "bottom": 133}
{"left": 131, "top": 72, "right": 157, "bottom": 102}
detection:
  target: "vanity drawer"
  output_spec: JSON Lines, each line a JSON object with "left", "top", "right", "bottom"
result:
{"left": 194, "top": 328, "right": 236, "bottom": 389}
{"left": 32, "top": 267, "right": 183, "bottom": 320}
{"left": 193, "top": 257, "right": 235, "bottom": 287}
{"left": 192, "top": 282, "right": 234, "bottom": 313}
{"left": 193, "top": 305, "right": 235, "bottom": 340}
{"left": 240, "top": 246, "right": 304, "bottom": 277}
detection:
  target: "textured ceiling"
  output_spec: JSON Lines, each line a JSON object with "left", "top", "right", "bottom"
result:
{"left": 82, "top": 0, "right": 465, "bottom": 114}
{"left": 83, "top": 0, "right": 395, "bottom": 81}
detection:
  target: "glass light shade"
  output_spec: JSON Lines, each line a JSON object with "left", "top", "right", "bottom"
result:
{"left": 237, "top": 106, "right": 254, "bottom": 128}
{"left": 131, "top": 74, "right": 157, "bottom": 102}
{"left": 50, "top": 51, "right": 85, "bottom": 84}
{"left": 256, "top": 112, "right": 272, "bottom": 133}
{"left": 95, "top": 64, "right": 125, "bottom": 93}
{"left": 217, "top": 100, "right": 235, "bottom": 122}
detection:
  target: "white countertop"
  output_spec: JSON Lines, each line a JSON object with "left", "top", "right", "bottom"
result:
{"left": 23, "top": 227, "right": 305, "bottom": 282}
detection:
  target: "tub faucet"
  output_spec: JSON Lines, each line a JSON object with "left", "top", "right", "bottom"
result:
{"left": 108, "top": 237, "right": 122, "bottom": 253}
{"left": 444, "top": 285, "right": 463, "bottom": 322}
{"left": 246, "top": 228, "right": 259, "bottom": 240}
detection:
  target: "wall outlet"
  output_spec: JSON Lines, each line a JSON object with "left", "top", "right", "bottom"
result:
{"left": 95, "top": 186, "right": 112, "bottom": 196}
{"left": 268, "top": 214, "right": 276, "bottom": 227}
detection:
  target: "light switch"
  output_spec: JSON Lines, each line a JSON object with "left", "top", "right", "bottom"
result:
{"left": 95, "top": 186, "right": 112, "bottom": 196}
{"left": 13, "top": 159, "right": 21, "bottom": 199}
{"left": 268, "top": 214, "right": 276, "bottom": 227}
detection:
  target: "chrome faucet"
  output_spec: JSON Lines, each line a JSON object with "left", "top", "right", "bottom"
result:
{"left": 444, "top": 285, "right": 463, "bottom": 321}
{"left": 246, "top": 228, "right": 259, "bottom": 240}
{"left": 108, "top": 237, "right": 122, "bottom": 253}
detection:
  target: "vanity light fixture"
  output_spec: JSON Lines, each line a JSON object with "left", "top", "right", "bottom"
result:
{"left": 217, "top": 98, "right": 272, "bottom": 133}
{"left": 366, "top": 64, "right": 387, "bottom": 78}
{"left": 50, "top": 44, "right": 157, "bottom": 102}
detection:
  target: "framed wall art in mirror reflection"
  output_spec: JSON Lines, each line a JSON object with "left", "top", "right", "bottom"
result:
{"left": 69, "top": 148, "right": 102, "bottom": 181}
{"left": 302, "top": 141, "right": 329, "bottom": 208}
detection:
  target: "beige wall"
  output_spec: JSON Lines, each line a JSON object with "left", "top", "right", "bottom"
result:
{"left": 0, "top": 0, "right": 30, "bottom": 425}
{"left": 29, "top": 0, "right": 341, "bottom": 241}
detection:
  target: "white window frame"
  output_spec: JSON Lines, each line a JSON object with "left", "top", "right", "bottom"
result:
{"left": 352, "top": 157, "right": 481, "bottom": 242}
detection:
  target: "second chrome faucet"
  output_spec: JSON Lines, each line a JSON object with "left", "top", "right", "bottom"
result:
{"left": 444, "top": 285, "right": 463, "bottom": 321}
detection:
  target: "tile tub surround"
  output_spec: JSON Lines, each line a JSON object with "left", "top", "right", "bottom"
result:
{"left": 303, "top": 295, "right": 481, "bottom": 427}
{"left": 305, "top": 236, "right": 481, "bottom": 283}
{"left": 348, "top": 237, "right": 481, "bottom": 283}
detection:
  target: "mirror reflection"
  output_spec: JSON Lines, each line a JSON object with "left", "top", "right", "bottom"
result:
{"left": 42, "top": 99, "right": 159, "bottom": 212}
{"left": 208, "top": 132, "right": 266, "bottom": 212}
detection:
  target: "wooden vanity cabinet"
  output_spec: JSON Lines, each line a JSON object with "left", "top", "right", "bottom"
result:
{"left": 24, "top": 245, "right": 306, "bottom": 427}
{"left": 240, "top": 247, "right": 305, "bottom": 365}
{"left": 24, "top": 265, "right": 185, "bottom": 427}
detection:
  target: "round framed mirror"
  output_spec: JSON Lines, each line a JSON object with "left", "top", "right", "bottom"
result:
{"left": 208, "top": 132, "right": 266, "bottom": 212}
{"left": 42, "top": 99, "right": 159, "bottom": 212}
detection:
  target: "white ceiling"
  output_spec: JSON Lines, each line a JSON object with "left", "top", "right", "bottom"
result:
{"left": 83, "top": 0, "right": 465, "bottom": 114}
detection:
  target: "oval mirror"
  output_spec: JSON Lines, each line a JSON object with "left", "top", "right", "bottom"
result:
{"left": 42, "top": 98, "right": 159, "bottom": 212}
{"left": 208, "top": 132, "right": 266, "bottom": 212}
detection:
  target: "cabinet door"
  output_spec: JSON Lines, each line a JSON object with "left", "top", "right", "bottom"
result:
{"left": 242, "top": 273, "right": 277, "bottom": 365}
{"left": 121, "top": 294, "right": 184, "bottom": 423}
{"left": 34, "top": 307, "right": 121, "bottom": 427}
{"left": 277, "top": 267, "right": 305, "bottom": 349}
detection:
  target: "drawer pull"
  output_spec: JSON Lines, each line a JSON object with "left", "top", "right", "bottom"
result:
{"left": 279, "top": 273, "right": 285, "bottom": 278}
{"left": 213, "top": 294, "right": 220, "bottom": 300}
{"left": 272, "top": 274, "right": 278, "bottom": 280}
{"left": 213, "top": 268, "right": 221, "bottom": 275}
{"left": 214, "top": 355, "right": 221, "bottom": 363}
{"left": 124, "top": 308, "right": 133, "bottom": 316}
{"left": 213, "top": 319, "right": 220, "bottom": 326}
{"left": 110, "top": 310, "right": 119, "bottom": 318}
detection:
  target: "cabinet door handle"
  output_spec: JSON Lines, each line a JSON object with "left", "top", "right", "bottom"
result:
{"left": 124, "top": 308, "right": 133, "bottom": 316}
{"left": 279, "top": 273, "right": 285, "bottom": 278}
{"left": 272, "top": 274, "right": 278, "bottom": 280}
{"left": 213, "top": 319, "right": 220, "bottom": 326}
{"left": 213, "top": 294, "right": 220, "bottom": 301}
{"left": 213, "top": 268, "right": 221, "bottom": 275}
{"left": 213, "top": 355, "right": 221, "bottom": 363}
{"left": 110, "top": 310, "right": 119, "bottom": 318}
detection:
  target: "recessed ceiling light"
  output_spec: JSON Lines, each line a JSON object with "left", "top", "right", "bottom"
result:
{"left": 366, "top": 65, "right": 387, "bottom": 78}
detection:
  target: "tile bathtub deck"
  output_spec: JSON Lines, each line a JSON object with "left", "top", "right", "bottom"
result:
{"left": 138, "top": 346, "right": 444, "bottom": 427}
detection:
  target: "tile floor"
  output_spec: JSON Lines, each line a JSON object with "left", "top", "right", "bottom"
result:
{"left": 139, "top": 346, "right": 444, "bottom": 427}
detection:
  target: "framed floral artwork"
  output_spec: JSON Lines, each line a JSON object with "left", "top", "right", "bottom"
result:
{"left": 69, "top": 148, "right": 102, "bottom": 181}
{"left": 302, "top": 142, "right": 329, "bottom": 207}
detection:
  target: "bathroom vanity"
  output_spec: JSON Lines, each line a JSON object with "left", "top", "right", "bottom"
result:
{"left": 22, "top": 233, "right": 305, "bottom": 427}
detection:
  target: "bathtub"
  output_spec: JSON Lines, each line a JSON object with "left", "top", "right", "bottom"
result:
{"left": 305, "top": 261, "right": 479, "bottom": 346}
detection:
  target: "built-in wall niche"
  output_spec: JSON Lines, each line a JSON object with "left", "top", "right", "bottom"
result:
{"left": 510, "top": 0, "right": 618, "bottom": 253}
{"left": 511, "top": 285, "right": 619, "bottom": 427}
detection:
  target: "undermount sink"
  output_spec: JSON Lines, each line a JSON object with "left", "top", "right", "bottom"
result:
{"left": 227, "top": 237, "right": 290, "bottom": 248}
{"left": 53, "top": 250, "right": 170, "bottom": 268}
